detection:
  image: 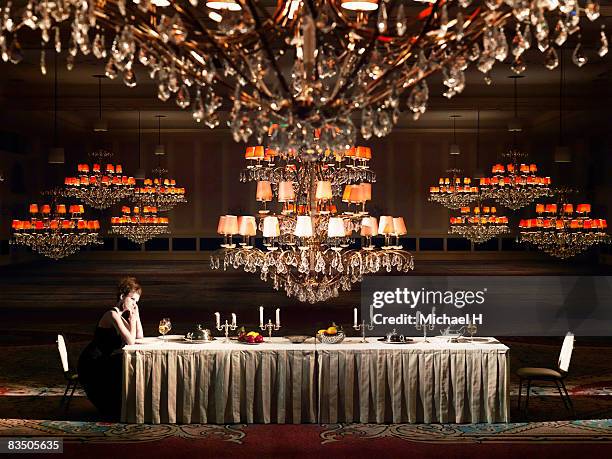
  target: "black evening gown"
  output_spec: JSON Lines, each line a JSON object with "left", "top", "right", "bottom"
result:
{"left": 77, "top": 310, "right": 125, "bottom": 418}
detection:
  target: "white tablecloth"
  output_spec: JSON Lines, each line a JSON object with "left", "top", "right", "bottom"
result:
{"left": 317, "top": 338, "right": 510, "bottom": 424}
{"left": 121, "top": 338, "right": 317, "bottom": 424}
{"left": 121, "top": 337, "right": 509, "bottom": 424}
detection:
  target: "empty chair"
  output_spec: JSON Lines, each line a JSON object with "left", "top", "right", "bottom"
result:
{"left": 516, "top": 332, "right": 575, "bottom": 418}
{"left": 56, "top": 334, "right": 79, "bottom": 410}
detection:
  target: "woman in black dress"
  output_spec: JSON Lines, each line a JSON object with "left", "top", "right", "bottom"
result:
{"left": 78, "top": 277, "right": 144, "bottom": 418}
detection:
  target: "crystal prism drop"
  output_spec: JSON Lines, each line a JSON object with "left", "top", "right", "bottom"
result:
{"left": 468, "top": 43, "right": 480, "bottom": 61}
{"left": 123, "top": 68, "right": 137, "bottom": 88}
{"left": 523, "top": 24, "right": 532, "bottom": 49}
{"left": 176, "top": 84, "right": 191, "bottom": 109}
{"left": 40, "top": 48, "right": 46, "bottom": 75}
{"left": 440, "top": 4, "right": 449, "bottom": 33}
{"left": 158, "top": 82, "right": 171, "bottom": 101}
{"left": 585, "top": 0, "right": 600, "bottom": 21}
{"left": 66, "top": 53, "right": 74, "bottom": 71}
{"left": 105, "top": 59, "right": 117, "bottom": 79}
{"left": 456, "top": 12, "right": 464, "bottom": 40}
{"left": 511, "top": 55, "right": 526, "bottom": 74}
{"left": 544, "top": 46, "right": 558, "bottom": 70}
{"left": 54, "top": 27, "right": 61, "bottom": 53}
{"left": 554, "top": 20, "right": 567, "bottom": 46}
{"left": 512, "top": 25, "right": 526, "bottom": 57}
{"left": 396, "top": 4, "right": 406, "bottom": 37}
{"left": 484, "top": 73, "right": 492, "bottom": 85}
{"left": 599, "top": 28, "right": 608, "bottom": 57}
{"left": 538, "top": 37, "right": 550, "bottom": 52}
{"left": 377, "top": 1, "right": 387, "bottom": 34}
{"left": 8, "top": 37, "right": 22, "bottom": 64}
{"left": 535, "top": 13, "right": 549, "bottom": 42}
{"left": 572, "top": 42, "right": 587, "bottom": 67}
{"left": 192, "top": 87, "right": 204, "bottom": 122}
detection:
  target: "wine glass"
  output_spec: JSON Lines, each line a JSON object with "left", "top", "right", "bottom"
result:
{"left": 159, "top": 318, "right": 172, "bottom": 339}
{"left": 466, "top": 322, "right": 477, "bottom": 339}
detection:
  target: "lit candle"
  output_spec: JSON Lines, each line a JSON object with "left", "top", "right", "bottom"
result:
{"left": 231, "top": 313, "right": 236, "bottom": 326}
{"left": 259, "top": 306, "right": 264, "bottom": 328}
{"left": 215, "top": 312, "right": 220, "bottom": 328}
{"left": 275, "top": 308, "right": 280, "bottom": 327}
{"left": 354, "top": 307, "right": 358, "bottom": 327}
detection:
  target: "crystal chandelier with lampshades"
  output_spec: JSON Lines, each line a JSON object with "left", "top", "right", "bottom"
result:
{"left": 212, "top": 145, "right": 413, "bottom": 304}
{"left": 519, "top": 191, "right": 610, "bottom": 259}
{"left": 110, "top": 206, "right": 170, "bottom": 244}
{"left": 429, "top": 169, "right": 479, "bottom": 210}
{"left": 1, "top": 1, "right": 607, "bottom": 158}
{"left": 63, "top": 150, "right": 136, "bottom": 210}
{"left": 449, "top": 203, "right": 510, "bottom": 243}
{"left": 10, "top": 198, "right": 102, "bottom": 259}
{"left": 132, "top": 167, "right": 187, "bottom": 211}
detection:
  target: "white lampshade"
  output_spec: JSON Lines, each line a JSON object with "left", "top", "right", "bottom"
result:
{"left": 217, "top": 215, "right": 227, "bottom": 235}
{"left": 378, "top": 216, "right": 394, "bottom": 235}
{"left": 256, "top": 181, "right": 273, "bottom": 202}
{"left": 393, "top": 217, "right": 407, "bottom": 236}
{"left": 278, "top": 181, "right": 295, "bottom": 202}
{"left": 449, "top": 143, "right": 460, "bottom": 155}
{"left": 224, "top": 215, "right": 238, "bottom": 235}
{"left": 361, "top": 217, "right": 378, "bottom": 237}
{"left": 315, "top": 181, "right": 332, "bottom": 201}
{"left": 93, "top": 119, "right": 107, "bottom": 132}
{"left": 154, "top": 144, "right": 166, "bottom": 156}
{"left": 328, "top": 217, "right": 346, "bottom": 238}
{"left": 238, "top": 215, "right": 257, "bottom": 236}
{"left": 507, "top": 116, "right": 523, "bottom": 132}
{"left": 48, "top": 147, "right": 65, "bottom": 164}
{"left": 294, "top": 216, "right": 313, "bottom": 238}
{"left": 262, "top": 216, "right": 280, "bottom": 238}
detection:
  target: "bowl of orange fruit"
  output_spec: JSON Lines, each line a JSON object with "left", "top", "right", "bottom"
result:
{"left": 316, "top": 324, "right": 345, "bottom": 344}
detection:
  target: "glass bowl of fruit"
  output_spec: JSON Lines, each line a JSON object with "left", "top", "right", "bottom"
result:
{"left": 316, "top": 324, "right": 345, "bottom": 344}
{"left": 237, "top": 330, "right": 264, "bottom": 344}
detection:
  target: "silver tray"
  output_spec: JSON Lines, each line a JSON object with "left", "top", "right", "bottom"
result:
{"left": 183, "top": 338, "right": 216, "bottom": 344}
{"left": 378, "top": 337, "right": 414, "bottom": 344}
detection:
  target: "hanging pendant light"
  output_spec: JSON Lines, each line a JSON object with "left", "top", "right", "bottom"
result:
{"left": 93, "top": 75, "right": 108, "bottom": 132}
{"left": 507, "top": 76, "right": 523, "bottom": 132}
{"left": 135, "top": 111, "right": 146, "bottom": 180}
{"left": 154, "top": 115, "right": 166, "bottom": 156}
{"left": 341, "top": 0, "right": 379, "bottom": 12}
{"left": 473, "top": 108, "right": 484, "bottom": 179}
{"left": 449, "top": 115, "right": 460, "bottom": 155}
{"left": 555, "top": 47, "right": 571, "bottom": 163}
{"left": 48, "top": 52, "right": 64, "bottom": 164}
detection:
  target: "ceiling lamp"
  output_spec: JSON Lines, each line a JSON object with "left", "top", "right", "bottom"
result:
{"left": 449, "top": 204, "right": 509, "bottom": 244}
{"left": 479, "top": 150, "right": 552, "bottom": 210}
{"left": 154, "top": 115, "right": 166, "bottom": 156}
{"left": 48, "top": 53, "right": 64, "bottom": 164}
{"left": 133, "top": 167, "right": 187, "bottom": 211}
{"left": 135, "top": 111, "right": 146, "bottom": 180}
{"left": 11, "top": 200, "right": 102, "bottom": 259}
{"left": 519, "top": 194, "right": 610, "bottom": 259}
{"left": 449, "top": 115, "right": 460, "bottom": 155}
{"left": 473, "top": 108, "right": 485, "bottom": 179}
{"left": 340, "top": 0, "right": 379, "bottom": 11}
{"left": 554, "top": 47, "right": 571, "bottom": 163}
{"left": 211, "top": 146, "right": 413, "bottom": 304}
{"left": 63, "top": 150, "right": 136, "bottom": 209}
{"left": 507, "top": 76, "right": 523, "bottom": 132}
{"left": 92, "top": 75, "right": 108, "bottom": 132}
{"left": 2, "top": 2, "right": 606, "bottom": 156}
{"left": 110, "top": 206, "right": 170, "bottom": 244}
{"left": 429, "top": 169, "right": 479, "bottom": 210}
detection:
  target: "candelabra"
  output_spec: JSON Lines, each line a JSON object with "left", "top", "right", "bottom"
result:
{"left": 415, "top": 310, "right": 435, "bottom": 343}
{"left": 260, "top": 320, "right": 281, "bottom": 341}
{"left": 353, "top": 320, "right": 374, "bottom": 343}
{"left": 215, "top": 312, "right": 237, "bottom": 342}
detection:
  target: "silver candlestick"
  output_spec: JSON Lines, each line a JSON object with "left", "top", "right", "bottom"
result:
{"left": 353, "top": 320, "right": 374, "bottom": 343}
{"left": 260, "top": 319, "right": 281, "bottom": 340}
{"left": 415, "top": 310, "right": 435, "bottom": 343}
{"left": 216, "top": 319, "right": 237, "bottom": 342}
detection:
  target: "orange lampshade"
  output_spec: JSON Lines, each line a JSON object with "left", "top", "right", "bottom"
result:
{"left": 41, "top": 205, "right": 51, "bottom": 214}
{"left": 360, "top": 217, "right": 378, "bottom": 237}
{"left": 93, "top": 164, "right": 101, "bottom": 172}
{"left": 278, "top": 181, "right": 295, "bottom": 202}
{"left": 349, "top": 184, "right": 365, "bottom": 203}
{"left": 223, "top": 215, "right": 239, "bottom": 235}
{"left": 577, "top": 203, "right": 591, "bottom": 214}
{"left": 563, "top": 204, "right": 574, "bottom": 214}
{"left": 256, "top": 181, "right": 273, "bottom": 202}
{"left": 238, "top": 216, "right": 257, "bottom": 237}
{"left": 359, "top": 183, "right": 372, "bottom": 201}
{"left": 342, "top": 185, "right": 353, "bottom": 203}
{"left": 245, "top": 146, "right": 255, "bottom": 159}
{"left": 253, "top": 146, "right": 265, "bottom": 160}
{"left": 12, "top": 220, "right": 23, "bottom": 230}
{"left": 29, "top": 204, "right": 39, "bottom": 214}
{"left": 393, "top": 217, "right": 407, "bottom": 236}
{"left": 536, "top": 204, "right": 545, "bottom": 214}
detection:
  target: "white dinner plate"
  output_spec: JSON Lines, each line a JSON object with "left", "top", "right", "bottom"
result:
{"left": 135, "top": 337, "right": 159, "bottom": 344}
{"left": 183, "top": 338, "right": 216, "bottom": 344}
{"left": 157, "top": 334, "right": 185, "bottom": 341}
{"left": 458, "top": 337, "right": 497, "bottom": 344}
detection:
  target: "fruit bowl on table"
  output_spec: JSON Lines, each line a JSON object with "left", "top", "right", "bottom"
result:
{"left": 237, "top": 330, "right": 264, "bottom": 344}
{"left": 316, "top": 331, "right": 345, "bottom": 344}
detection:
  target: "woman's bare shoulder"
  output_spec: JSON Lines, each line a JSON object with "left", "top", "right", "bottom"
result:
{"left": 99, "top": 308, "right": 121, "bottom": 327}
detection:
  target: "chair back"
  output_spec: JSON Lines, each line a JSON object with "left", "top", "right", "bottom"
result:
{"left": 56, "top": 334, "right": 70, "bottom": 373}
{"left": 558, "top": 332, "right": 575, "bottom": 373}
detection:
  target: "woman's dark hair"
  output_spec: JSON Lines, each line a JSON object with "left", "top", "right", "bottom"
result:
{"left": 117, "top": 276, "right": 142, "bottom": 301}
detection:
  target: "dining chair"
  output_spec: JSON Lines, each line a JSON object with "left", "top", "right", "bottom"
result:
{"left": 56, "top": 334, "right": 79, "bottom": 410}
{"left": 516, "top": 332, "right": 575, "bottom": 418}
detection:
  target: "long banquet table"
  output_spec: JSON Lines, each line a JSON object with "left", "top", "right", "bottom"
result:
{"left": 121, "top": 337, "right": 509, "bottom": 424}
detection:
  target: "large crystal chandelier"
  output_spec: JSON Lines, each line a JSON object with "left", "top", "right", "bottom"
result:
{"left": 449, "top": 203, "right": 509, "bottom": 243}
{"left": 1, "top": 1, "right": 607, "bottom": 155}
{"left": 64, "top": 150, "right": 136, "bottom": 209}
{"left": 519, "top": 199, "right": 610, "bottom": 259}
{"left": 110, "top": 206, "right": 170, "bottom": 244}
{"left": 11, "top": 202, "right": 102, "bottom": 259}
{"left": 479, "top": 150, "right": 551, "bottom": 210}
{"left": 132, "top": 167, "right": 187, "bottom": 211}
{"left": 211, "top": 146, "right": 413, "bottom": 303}
{"left": 429, "top": 169, "right": 479, "bottom": 210}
